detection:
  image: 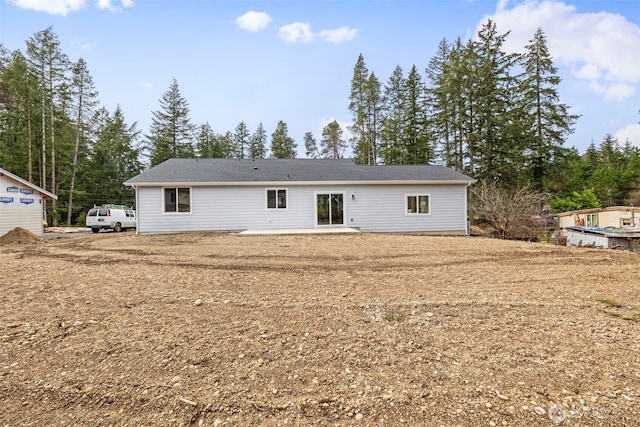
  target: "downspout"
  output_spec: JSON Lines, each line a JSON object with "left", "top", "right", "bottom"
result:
{"left": 132, "top": 184, "right": 139, "bottom": 235}
{"left": 465, "top": 182, "right": 472, "bottom": 236}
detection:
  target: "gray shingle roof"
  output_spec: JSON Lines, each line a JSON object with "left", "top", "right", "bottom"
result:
{"left": 125, "top": 158, "right": 475, "bottom": 185}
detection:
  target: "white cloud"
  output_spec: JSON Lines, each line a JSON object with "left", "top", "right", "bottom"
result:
{"left": 279, "top": 22, "right": 358, "bottom": 44}
{"left": 318, "top": 27, "right": 358, "bottom": 44}
{"left": 141, "top": 82, "right": 153, "bottom": 89}
{"left": 8, "top": 0, "right": 133, "bottom": 14}
{"left": 235, "top": 11, "right": 272, "bottom": 33}
{"left": 96, "top": 0, "right": 134, "bottom": 13}
{"left": 482, "top": 0, "right": 640, "bottom": 102}
{"left": 279, "top": 22, "right": 315, "bottom": 43}
{"left": 8, "top": 0, "right": 86, "bottom": 16}
{"left": 616, "top": 123, "right": 640, "bottom": 146}
{"left": 603, "top": 84, "right": 636, "bottom": 102}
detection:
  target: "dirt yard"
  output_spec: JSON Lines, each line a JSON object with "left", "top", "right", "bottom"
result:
{"left": 1, "top": 231, "right": 639, "bottom": 426}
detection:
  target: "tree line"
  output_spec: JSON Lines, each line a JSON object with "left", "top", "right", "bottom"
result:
{"left": 0, "top": 24, "right": 638, "bottom": 228}
{"left": 346, "top": 20, "right": 640, "bottom": 224}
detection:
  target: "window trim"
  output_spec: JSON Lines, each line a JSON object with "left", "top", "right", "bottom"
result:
{"left": 163, "top": 187, "right": 192, "bottom": 214}
{"left": 266, "top": 188, "right": 288, "bottom": 210}
{"left": 585, "top": 213, "right": 598, "bottom": 227}
{"left": 405, "top": 194, "right": 431, "bottom": 215}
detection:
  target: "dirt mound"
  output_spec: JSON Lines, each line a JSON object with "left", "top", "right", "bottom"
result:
{"left": 0, "top": 227, "right": 41, "bottom": 245}
{"left": 469, "top": 224, "right": 493, "bottom": 237}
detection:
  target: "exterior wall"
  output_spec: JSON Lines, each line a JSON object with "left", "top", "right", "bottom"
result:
{"left": 567, "top": 230, "right": 640, "bottom": 253}
{"left": 558, "top": 208, "right": 639, "bottom": 229}
{"left": 566, "top": 230, "right": 611, "bottom": 248}
{"left": 135, "top": 183, "right": 469, "bottom": 234}
{"left": 0, "top": 175, "right": 44, "bottom": 237}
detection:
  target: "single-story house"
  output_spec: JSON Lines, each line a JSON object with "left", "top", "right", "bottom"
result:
{"left": 124, "top": 158, "right": 475, "bottom": 235}
{"left": 557, "top": 206, "right": 639, "bottom": 229}
{"left": 0, "top": 167, "right": 57, "bottom": 237}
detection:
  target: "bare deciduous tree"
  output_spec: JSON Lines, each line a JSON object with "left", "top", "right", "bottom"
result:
{"left": 472, "top": 182, "right": 548, "bottom": 239}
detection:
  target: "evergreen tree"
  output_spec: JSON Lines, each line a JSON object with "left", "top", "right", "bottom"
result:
{"left": 471, "top": 20, "right": 521, "bottom": 185}
{"left": 270, "top": 120, "right": 297, "bottom": 159}
{"left": 233, "top": 121, "right": 250, "bottom": 158}
{"left": 84, "top": 106, "right": 142, "bottom": 207}
{"left": 217, "top": 131, "right": 235, "bottom": 158}
{"left": 348, "top": 54, "right": 382, "bottom": 164}
{"left": 445, "top": 37, "right": 482, "bottom": 177}
{"left": 195, "top": 123, "right": 222, "bottom": 158}
{"left": 551, "top": 188, "right": 600, "bottom": 212}
{"left": 380, "top": 65, "right": 406, "bottom": 164}
{"left": 26, "top": 26, "right": 71, "bottom": 226}
{"left": 0, "top": 49, "right": 37, "bottom": 179}
{"left": 249, "top": 122, "right": 267, "bottom": 158}
{"left": 403, "top": 65, "right": 431, "bottom": 164}
{"left": 426, "top": 38, "right": 460, "bottom": 169}
{"left": 519, "top": 27, "right": 579, "bottom": 190}
{"left": 146, "top": 78, "right": 195, "bottom": 166}
{"left": 320, "top": 120, "right": 347, "bottom": 159}
{"left": 303, "top": 131, "right": 320, "bottom": 158}
{"left": 590, "top": 135, "right": 635, "bottom": 206}
{"left": 66, "top": 58, "right": 99, "bottom": 225}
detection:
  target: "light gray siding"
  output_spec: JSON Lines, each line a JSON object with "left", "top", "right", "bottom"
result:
{"left": 136, "top": 183, "right": 469, "bottom": 234}
{"left": 348, "top": 184, "right": 468, "bottom": 233}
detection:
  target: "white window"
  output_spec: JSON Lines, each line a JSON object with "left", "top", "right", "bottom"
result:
{"left": 406, "top": 194, "right": 430, "bottom": 215}
{"left": 164, "top": 188, "right": 191, "bottom": 213}
{"left": 267, "top": 189, "right": 287, "bottom": 209}
{"left": 585, "top": 213, "right": 598, "bottom": 227}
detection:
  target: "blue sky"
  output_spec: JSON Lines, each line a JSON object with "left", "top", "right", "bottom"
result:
{"left": 1, "top": 0, "right": 639, "bottom": 158}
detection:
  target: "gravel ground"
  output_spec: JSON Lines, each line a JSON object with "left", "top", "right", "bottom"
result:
{"left": 0, "top": 231, "right": 639, "bottom": 426}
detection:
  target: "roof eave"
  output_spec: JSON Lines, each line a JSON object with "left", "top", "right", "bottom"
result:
{"left": 0, "top": 167, "right": 58, "bottom": 200}
{"left": 125, "top": 179, "right": 475, "bottom": 187}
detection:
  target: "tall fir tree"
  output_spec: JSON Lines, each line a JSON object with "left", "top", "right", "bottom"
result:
{"left": 270, "top": 120, "right": 297, "bottom": 159}
{"left": 348, "top": 54, "right": 382, "bottom": 164}
{"left": 425, "top": 38, "right": 460, "bottom": 169}
{"left": 84, "top": 106, "right": 142, "bottom": 207}
{"left": 146, "top": 78, "right": 195, "bottom": 166}
{"left": 26, "top": 26, "right": 71, "bottom": 226}
{"left": 217, "top": 131, "right": 235, "bottom": 158}
{"left": 67, "top": 58, "right": 99, "bottom": 225}
{"left": 304, "top": 131, "right": 320, "bottom": 158}
{"left": 519, "top": 27, "right": 579, "bottom": 190}
{"left": 0, "top": 49, "right": 38, "bottom": 179}
{"left": 195, "top": 123, "right": 223, "bottom": 158}
{"left": 233, "top": 121, "right": 250, "bottom": 158}
{"left": 249, "top": 122, "right": 268, "bottom": 159}
{"left": 471, "top": 20, "right": 521, "bottom": 185}
{"left": 402, "top": 65, "right": 431, "bottom": 164}
{"left": 380, "top": 65, "right": 406, "bottom": 164}
{"left": 320, "top": 120, "right": 347, "bottom": 159}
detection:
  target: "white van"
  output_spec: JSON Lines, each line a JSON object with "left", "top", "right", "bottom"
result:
{"left": 86, "top": 205, "right": 136, "bottom": 233}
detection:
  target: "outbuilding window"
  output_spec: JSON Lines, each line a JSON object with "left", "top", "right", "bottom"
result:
{"left": 267, "top": 189, "right": 287, "bottom": 209}
{"left": 164, "top": 188, "right": 191, "bottom": 213}
{"left": 406, "top": 194, "right": 430, "bottom": 215}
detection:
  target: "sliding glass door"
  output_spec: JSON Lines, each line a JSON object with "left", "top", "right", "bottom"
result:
{"left": 316, "top": 193, "right": 344, "bottom": 226}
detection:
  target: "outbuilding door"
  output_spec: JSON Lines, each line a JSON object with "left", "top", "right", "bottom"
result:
{"left": 316, "top": 193, "right": 344, "bottom": 226}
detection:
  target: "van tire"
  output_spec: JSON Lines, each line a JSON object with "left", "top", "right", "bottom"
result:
{"left": 114, "top": 223, "right": 122, "bottom": 232}
{"left": 91, "top": 228, "right": 99, "bottom": 233}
